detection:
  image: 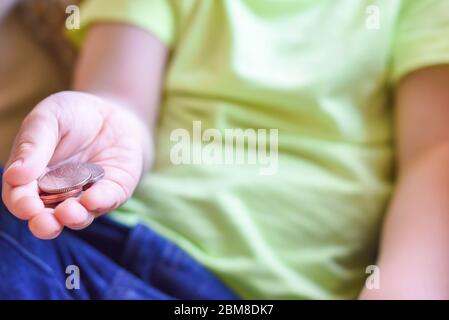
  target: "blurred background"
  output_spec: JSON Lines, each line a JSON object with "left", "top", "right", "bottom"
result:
{"left": 0, "top": 0, "right": 79, "bottom": 164}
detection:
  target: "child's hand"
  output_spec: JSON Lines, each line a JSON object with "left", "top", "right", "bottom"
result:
{"left": 1, "top": 91, "right": 153, "bottom": 239}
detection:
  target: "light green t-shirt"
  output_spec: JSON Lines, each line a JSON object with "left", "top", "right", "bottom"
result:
{"left": 71, "top": 0, "right": 449, "bottom": 299}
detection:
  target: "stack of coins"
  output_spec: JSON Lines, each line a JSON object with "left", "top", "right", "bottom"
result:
{"left": 38, "top": 162, "right": 105, "bottom": 205}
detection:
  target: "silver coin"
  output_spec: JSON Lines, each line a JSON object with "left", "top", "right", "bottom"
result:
{"left": 38, "top": 162, "right": 91, "bottom": 194}
{"left": 82, "top": 163, "right": 105, "bottom": 190}
{"left": 87, "top": 163, "right": 105, "bottom": 183}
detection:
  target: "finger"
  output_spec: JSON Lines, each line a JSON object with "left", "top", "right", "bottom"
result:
{"left": 79, "top": 178, "right": 129, "bottom": 215}
{"left": 3, "top": 111, "right": 58, "bottom": 186}
{"left": 54, "top": 198, "right": 95, "bottom": 230}
{"left": 1, "top": 180, "right": 44, "bottom": 220}
{"left": 28, "top": 208, "right": 63, "bottom": 240}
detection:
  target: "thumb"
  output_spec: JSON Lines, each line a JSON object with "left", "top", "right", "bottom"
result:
{"left": 3, "top": 111, "right": 59, "bottom": 186}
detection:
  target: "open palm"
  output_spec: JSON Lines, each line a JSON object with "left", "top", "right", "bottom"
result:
{"left": 1, "top": 91, "right": 152, "bottom": 239}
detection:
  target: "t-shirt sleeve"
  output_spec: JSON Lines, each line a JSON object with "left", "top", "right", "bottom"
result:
{"left": 390, "top": 0, "right": 449, "bottom": 84}
{"left": 68, "top": 0, "right": 176, "bottom": 47}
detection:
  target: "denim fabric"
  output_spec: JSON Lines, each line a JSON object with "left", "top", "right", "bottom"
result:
{"left": 0, "top": 167, "right": 239, "bottom": 300}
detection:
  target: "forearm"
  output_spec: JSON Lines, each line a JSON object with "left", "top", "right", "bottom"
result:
{"left": 69, "top": 23, "right": 168, "bottom": 173}
{"left": 360, "top": 144, "right": 449, "bottom": 299}
{"left": 73, "top": 23, "right": 168, "bottom": 126}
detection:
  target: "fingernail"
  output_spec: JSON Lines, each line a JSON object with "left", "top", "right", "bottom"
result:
{"left": 71, "top": 213, "right": 94, "bottom": 230}
{"left": 7, "top": 159, "right": 23, "bottom": 171}
{"left": 47, "top": 228, "right": 63, "bottom": 240}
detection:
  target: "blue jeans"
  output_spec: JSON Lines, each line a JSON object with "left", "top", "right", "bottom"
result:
{"left": 0, "top": 168, "right": 239, "bottom": 299}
